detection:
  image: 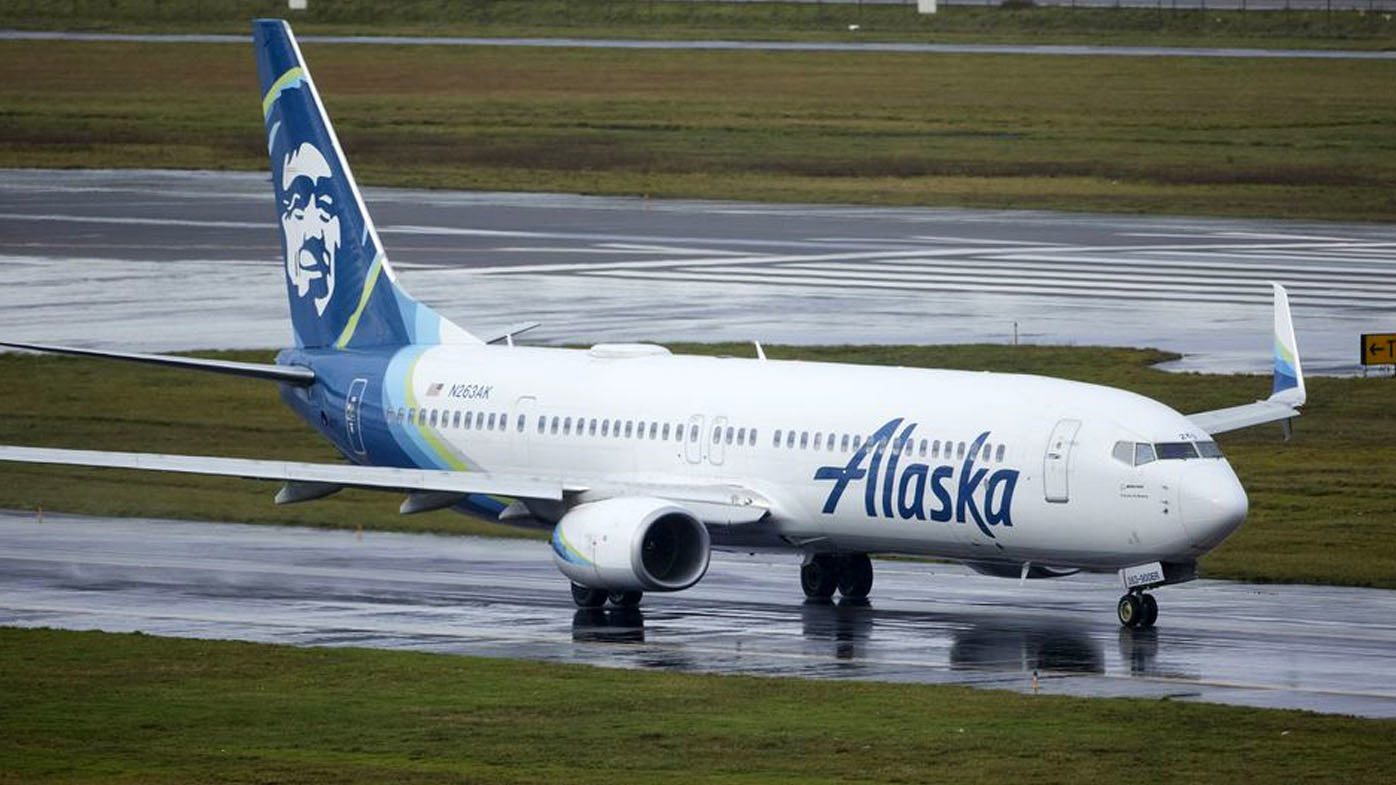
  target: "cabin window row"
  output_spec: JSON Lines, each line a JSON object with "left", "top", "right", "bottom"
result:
{"left": 537, "top": 415, "right": 700, "bottom": 443}
{"left": 771, "top": 429, "right": 1007, "bottom": 463}
{"left": 389, "top": 407, "right": 510, "bottom": 432}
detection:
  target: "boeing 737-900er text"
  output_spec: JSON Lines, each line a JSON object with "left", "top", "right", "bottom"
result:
{"left": 0, "top": 20, "right": 1309, "bottom": 628}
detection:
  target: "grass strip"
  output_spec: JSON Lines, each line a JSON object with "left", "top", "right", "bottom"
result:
{"left": 1, "top": 40, "right": 1393, "bottom": 220}
{"left": 0, "top": 626, "right": 1392, "bottom": 784}
{"left": 1, "top": 344, "right": 1393, "bottom": 589}
{"left": 4, "top": 1, "right": 1396, "bottom": 49}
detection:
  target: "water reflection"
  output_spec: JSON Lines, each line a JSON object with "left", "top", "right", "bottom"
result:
{"left": 572, "top": 607, "right": 645, "bottom": 644}
{"left": 799, "top": 598, "right": 875, "bottom": 659}
{"left": 950, "top": 623, "right": 1105, "bottom": 674}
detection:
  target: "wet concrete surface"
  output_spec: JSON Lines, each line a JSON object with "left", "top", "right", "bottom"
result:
{"left": 3, "top": 512, "right": 1394, "bottom": 718}
{"left": 1, "top": 169, "right": 1392, "bottom": 376}
{"left": 4, "top": 30, "right": 1394, "bottom": 60}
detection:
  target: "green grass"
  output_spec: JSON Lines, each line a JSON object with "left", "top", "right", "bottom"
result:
{"left": 1, "top": 39, "right": 1394, "bottom": 220}
{"left": 2, "top": 344, "right": 1394, "bottom": 589}
{"left": 0, "top": 626, "right": 1391, "bottom": 784}
{"left": 4, "top": 1, "right": 1396, "bottom": 49}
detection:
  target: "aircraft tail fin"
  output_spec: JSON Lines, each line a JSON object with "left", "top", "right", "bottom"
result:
{"left": 253, "top": 19, "right": 479, "bottom": 349}
{"left": 1268, "top": 282, "right": 1305, "bottom": 406}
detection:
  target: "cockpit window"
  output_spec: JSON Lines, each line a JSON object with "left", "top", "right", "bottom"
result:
{"left": 1195, "top": 440, "right": 1224, "bottom": 458}
{"left": 1134, "top": 442, "right": 1157, "bottom": 466}
{"left": 1155, "top": 442, "right": 1199, "bottom": 460}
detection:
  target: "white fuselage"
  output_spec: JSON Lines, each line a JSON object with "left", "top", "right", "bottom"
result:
{"left": 376, "top": 343, "right": 1248, "bottom": 572}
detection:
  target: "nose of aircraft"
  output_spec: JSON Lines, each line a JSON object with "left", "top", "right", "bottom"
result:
{"left": 1180, "top": 462, "right": 1249, "bottom": 552}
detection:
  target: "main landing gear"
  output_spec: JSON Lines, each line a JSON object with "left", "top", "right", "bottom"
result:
{"left": 571, "top": 582, "right": 643, "bottom": 609}
{"left": 801, "top": 553, "right": 874, "bottom": 601}
{"left": 1116, "top": 590, "right": 1159, "bottom": 629}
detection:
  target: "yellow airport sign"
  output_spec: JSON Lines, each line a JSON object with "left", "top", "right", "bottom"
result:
{"left": 1361, "top": 333, "right": 1396, "bottom": 366}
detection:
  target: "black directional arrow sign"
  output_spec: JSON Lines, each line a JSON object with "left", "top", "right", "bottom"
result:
{"left": 1360, "top": 333, "right": 1396, "bottom": 366}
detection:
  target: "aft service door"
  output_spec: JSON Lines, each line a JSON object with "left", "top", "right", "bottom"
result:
{"left": 344, "top": 378, "right": 368, "bottom": 455}
{"left": 1043, "top": 418, "right": 1081, "bottom": 503}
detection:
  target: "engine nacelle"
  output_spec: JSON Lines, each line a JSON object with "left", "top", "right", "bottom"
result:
{"left": 550, "top": 497, "right": 710, "bottom": 593}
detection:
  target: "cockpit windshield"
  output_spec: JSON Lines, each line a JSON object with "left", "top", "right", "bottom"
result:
{"left": 1111, "top": 439, "right": 1222, "bottom": 467}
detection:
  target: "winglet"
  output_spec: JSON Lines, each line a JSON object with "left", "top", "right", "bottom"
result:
{"left": 1269, "top": 282, "right": 1305, "bottom": 407}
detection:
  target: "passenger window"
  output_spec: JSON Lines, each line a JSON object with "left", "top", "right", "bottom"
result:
{"left": 736, "top": 427, "right": 745, "bottom": 446}
{"left": 649, "top": 422, "right": 658, "bottom": 439}
{"left": 689, "top": 424, "right": 699, "bottom": 441}
{"left": 662, "top": 423, "right": 671, "bottom": 441}
{"left": 982, "top": 443, "right": 991, "bottom": 461}
{"left": 537, "top": 417, "right": 546, "bottom": 434}
{"left": 406, "top": 408, "right": 415, "bottom": 424}
{"left": 487, "top": 413, "right": 496, "bottom": 430}
{"left": 725, "top": 426, "right": 734, "bottom": 445}
{"left": 773, "top": 429, "right": 783, "bottom": 447}
{"left": 711, "top": 426, "right": 720, "bottom": 444}
{"left": 956, "top": 442, "right": 965, "bottom": 460}
{"left": 799, "top": 432, "right": 809, "bottom": 449}
{"left": 473, "top": 412, "right": 484, "bottom": 429}
{"left": 625, "top": 420, "right": 634, "bottom": 438}
{"left": 517, "top": 414, "right": 525, "bottom": 432}
{"left": 750, "top": 428, "right": 758, "bottom": 445}
{"left": 841, "top": 434, "right": 850, "bottom": 452}
{"left": 931, "top": 440, "right": 940, "bottom": 458}
{"left": 786, "top": 431, "right": 796, "bottom": 449}
{"left": 995, "top": 444, "right": 1005, "bottom": 462}
{"left": 550, "top": 416, "right": 559, "bottom": 435}
{"left": 1134, "top": 443, "right": 1157, "bottom": 465}
{"left": 563, "top": 417, "right": 572, "bottom": 435}
{"left": 813, "top": 433, "right": 823, "bottom": 450}
{"left": 918, "top": 439, "right": 927, "bottom": 457}
{"left": 419, "top": 409, "right": 429, "bottom": 426}
{"left": 905, "top": 440, "right": 914, "bottom": 456}
{"left": 851, "top": 435, "right": 862, "bottom": 450}
{"left": 601, "top": 419, "right": 611, "bottom": 437}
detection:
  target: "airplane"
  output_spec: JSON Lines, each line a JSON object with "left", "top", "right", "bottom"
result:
{"left": 0, "top": 19, "right": 1308, "bottom": 629}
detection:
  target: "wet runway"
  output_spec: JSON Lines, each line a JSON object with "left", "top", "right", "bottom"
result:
{"left": 1, "top": 169, "right": 1392, "bottom": 375}
{"left": 4, "top": 30, "right": 1393, "bottom": 60}
{"left": 3, "top": 511, "right": 1394, "bottom": 718}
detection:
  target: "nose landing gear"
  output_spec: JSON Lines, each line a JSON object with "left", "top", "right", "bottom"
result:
{"left": 1116, "top": 590, "right": 1158, "bottom": 628}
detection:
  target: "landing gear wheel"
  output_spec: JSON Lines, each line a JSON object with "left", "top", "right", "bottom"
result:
{"left": 571, "top": 582, "right": 607, "bottom": 608}
{"left": 608, "top": 590, "right": 643, "bottom": 608}
{"left": 1140, "top": 593, "right": 1159, "bottom": 628}
{"left": 1117, "top": 593, "right": 1143, "bottom": 628}
{"left": 801, "top": 554, "right": 840, "bottom": 600}
{"left": 836, "top": 553, "right": 874, "bottom": 600}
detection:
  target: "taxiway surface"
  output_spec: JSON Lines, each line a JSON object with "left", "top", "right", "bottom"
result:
{"left": 1, "top": 169, "right": 1392, "bottom": 375}
{"left": 3, "top": 512, "right": 1394, "bottom": 718}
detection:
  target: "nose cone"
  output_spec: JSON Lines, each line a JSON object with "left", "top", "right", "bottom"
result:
{"left": 1180, "top": 462, "right": 1249, "bottom": 552}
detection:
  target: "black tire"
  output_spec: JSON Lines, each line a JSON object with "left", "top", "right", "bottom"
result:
{"left": 571, "top": 582, "right": 607, "bottom": 608}
{"left": 801, "top": 554, "right": 840, "bottom": 599}
{"left": 837, "top": 553, "right": 874, "bottom": 600}
{"left": 1140, "top": 593, "right": 1159, "bottom": 628}
{"left": 1117, "top": 593, "right": 1143, "bottom": 628}
{"left": 608, "top": 590, "right": 643, "bottom": 608}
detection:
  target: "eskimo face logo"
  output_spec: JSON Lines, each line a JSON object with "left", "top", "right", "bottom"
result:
{"left": 278, "top": 142, "right": 340, "bottom": 316}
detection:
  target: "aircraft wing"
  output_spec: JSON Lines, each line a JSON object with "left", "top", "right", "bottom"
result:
{"left": 0, "top": 340, "right": 315, "bottom": 385}
{"left": 0, "top": 445, "right": 564, "bottom": 501}
{"left": 1187, "top": 283, "right": 1306, "bottom": 437}
{"left": 1187, "top": 399, "right": 1301, "bottom": 436}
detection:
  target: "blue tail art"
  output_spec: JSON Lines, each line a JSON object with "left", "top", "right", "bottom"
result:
{"left": 253, "top": 19, "right": 477, "bottom": 349}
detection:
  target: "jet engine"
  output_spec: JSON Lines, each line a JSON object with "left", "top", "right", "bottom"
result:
{"left": 551, "top": 497, "right": 711, "bottom": 592}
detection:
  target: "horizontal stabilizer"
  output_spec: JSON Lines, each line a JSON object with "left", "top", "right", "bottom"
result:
{"left": 0, "top": 340, "right": 315, "bottom": 385}
{"left": 0, "top": 445, "right": 563, "bottom": 501}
